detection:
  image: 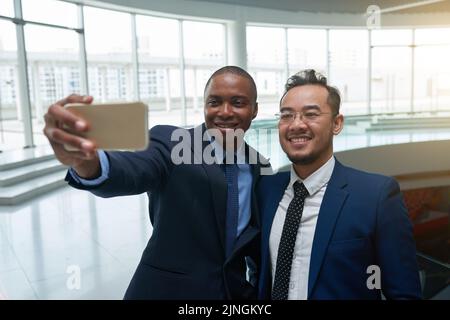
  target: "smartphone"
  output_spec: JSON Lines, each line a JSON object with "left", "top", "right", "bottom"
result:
{"left": 64, "top": 101, "right": 149, "bottom": 151}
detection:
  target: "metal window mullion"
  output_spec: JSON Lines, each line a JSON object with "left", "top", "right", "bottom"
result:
{"left": 77, "top": 4, "right": 88, "bottom": 95}
{"left": 284, "top": 27, "right": 289, "bottom": 82}
{"left": 224, "top": 22, "right": 229, "bottom": 65}
{"left": 367, "top": 29, "right": 372, "bottom": 115}
{"left": 15, "top": 18, "right": 80, "bottom": 32}
{"left": 411, "top": 29, "right": 415, "bottom": 113}
{"left": 131, "top": 13, "right": 140, "bottom": 101}
{"left": 14, "top": 0, "right": 34, "bottom": 148}
{"left": 326, "top": 28, "right": 330, "bottom": 79}
{"left": 178, "top": 19, "right": 187, "bottom": 126}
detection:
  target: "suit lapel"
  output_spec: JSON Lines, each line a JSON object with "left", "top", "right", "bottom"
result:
{"left": 308, "top": 161, "right": 349, "bottom": 298}
{"left": 191, "top": 124, "right": 227, "bottom": 253}
{"left": 261, "top": 172, "right": 290, "bottom": 267}
{"left": 248, "top": 144, "right": 270, "bottom": 227}
{"left": 257, "top": 171, "right": 290, "bottom": 298}
{"left": 204, "top": 164, "right": 227, "bottom": 253}
{"left": 228, "top": 143, "right": 270, "bottom": 257}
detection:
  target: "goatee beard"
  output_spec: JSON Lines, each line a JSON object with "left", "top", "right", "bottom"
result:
{"left": 288, "top": 153, "right": 317, "bottom": 165}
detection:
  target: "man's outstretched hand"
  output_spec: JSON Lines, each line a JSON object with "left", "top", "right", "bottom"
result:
{"left": 43, "top": 94, "right": 101, "bottom": 179}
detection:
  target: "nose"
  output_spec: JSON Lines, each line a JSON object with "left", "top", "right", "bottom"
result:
{"left": 289, "top": 112, "right": 308, "bottom": 129}
{"left": 218, "top": 102, "right": 233, "bottom": 118}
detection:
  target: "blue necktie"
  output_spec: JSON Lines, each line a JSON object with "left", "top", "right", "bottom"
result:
{"left": 224, "top": 161, "right": 239, "bottom": 258}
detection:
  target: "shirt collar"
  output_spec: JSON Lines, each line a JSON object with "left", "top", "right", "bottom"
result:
{"left": 288, "top": 156, "right": 335, "bottom": 196}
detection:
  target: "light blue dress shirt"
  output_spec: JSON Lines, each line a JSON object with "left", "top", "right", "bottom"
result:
{"left": 68, "top": 150, "right": 109, "bottom": 185}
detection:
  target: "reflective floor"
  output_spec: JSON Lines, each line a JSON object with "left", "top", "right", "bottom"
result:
{"left": 0, "top": 186, "right": 151, "bottom": 299}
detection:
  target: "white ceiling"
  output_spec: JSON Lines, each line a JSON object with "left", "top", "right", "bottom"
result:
{"left": 189, "top": 0, "right": 450, "bottom": 14}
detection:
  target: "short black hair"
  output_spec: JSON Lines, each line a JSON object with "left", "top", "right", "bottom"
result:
{"left": 281, "top": 69, "right": 341, "bottom": 114}
{"left": 204, "top": 65, "right": 257, "bottom": 104}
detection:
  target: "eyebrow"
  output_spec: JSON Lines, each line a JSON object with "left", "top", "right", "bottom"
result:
{"left": 231, "top": 95, "right": 250, "bottom": 101}
{"left": 280, "top": 106, "right": 294, "bottom": 112}
{"left": 280, "top": 105, "right": 321, "bottom": 112}
{"left": 205, "top": 95, "right": 222, "bottom": 100}
{"left": 206, "top": 95, "right": 250, "bottom": 101}
{"left": 303, "top": 104, "right": 321, "bottom": 110}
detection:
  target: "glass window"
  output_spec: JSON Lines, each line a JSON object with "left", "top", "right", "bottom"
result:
{"left": 137, "top": 16, "right": 179, "bottom": 58}
{"left": 184, "top": 21, "right": 225, "bottom": 126}
{"left": 0, "top": 0, "right": 14, "bottom": 17}
{"left": 287, "top": 28, "right": 327, "bottom": 76}
{"left": 136, "top": 15, "right": 181, "bottom": 127}
{"left": 24, "top": 24, "right": 80, "bottom": 145}
{"left": 414, "top": 28, "right": 450, "bottom": 112}
{"left": 183, "top": 21, "right": 225, "bottom": 62}
{"left": 371, "top": 47, "right": 412, "bottom": 113}
{"left": 185, "top": 68, "right": 214, "bottom": 126}
{"left": 329, "top": 30, "right": 368, "bottom": 115}
{"left": 0, "top": 20, "right": 21, "bottom": 149}
{"left": 22, "top": 0, "right": 78, "bottom": 28}
{"left": 371, "top": 29, "right": 412, "bottom": 46}
{"left": 0, "top": 19, "right": 16, "bottom": 51}
{"left": 414, "top": 45, "right": 450, "bottom": 112}
{"left": 415, "top": 28, "right": 450, "bottom": 45}
{"left": 247, "top": 26, "right": 285, "bottom": 66}
{"left": 247, "top": 26, "right": 286, "bottom": 119}
{"left": 84, "top": 7, "right": 134, "bottom": 102}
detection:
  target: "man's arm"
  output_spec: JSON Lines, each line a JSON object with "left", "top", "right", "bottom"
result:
{"left": 68, "top": 150, "right": 110, "bottom": 186}
{"left": 375, "top": 177, "right": 423, "bottom": 299}
{"left": 44, "top": 94, "right": 173, "bottom": 197}
{"left": 65, "top": 125, "right": 174, "bottom": 197}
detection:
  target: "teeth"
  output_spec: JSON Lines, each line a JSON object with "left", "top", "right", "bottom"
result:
{"left": 290, "top": 137, "right": 310, "bottom": 142}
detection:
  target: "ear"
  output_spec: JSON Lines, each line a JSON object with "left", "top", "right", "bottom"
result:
{"left": 252, "top": 102, "right": 259, "bottom": 119}
{"left": 332, "top": 114, "right": 344, "bottom": 135}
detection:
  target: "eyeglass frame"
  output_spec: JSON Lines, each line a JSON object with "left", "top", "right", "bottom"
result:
{"left": 275, "top": 108, "right": 337, "bottom": 124}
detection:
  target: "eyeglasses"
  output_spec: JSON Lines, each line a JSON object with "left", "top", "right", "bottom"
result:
{"left": 275, "top": 110, "right": 334, "bottom": 124}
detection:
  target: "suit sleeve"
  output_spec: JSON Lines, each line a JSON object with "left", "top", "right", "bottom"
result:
{"left": 65, "top": 125, "right": 174, "bottom": 197}
{"left": 68, "top": 150, "right": 110, "bottom": 185}
{"left": 375, "top": 177, "right": 423, "bottom": 299}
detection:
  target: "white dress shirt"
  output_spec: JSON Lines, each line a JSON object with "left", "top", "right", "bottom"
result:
{"left": 269, "top": 156, "right": 335, "bottom": 300}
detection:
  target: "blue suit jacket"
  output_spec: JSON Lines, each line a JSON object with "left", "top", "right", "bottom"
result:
{"left": 258, "top": 159, "right": 422, "bottom": 300}
{"left": 66, "top": 124, "right": 269, "bottom": 299}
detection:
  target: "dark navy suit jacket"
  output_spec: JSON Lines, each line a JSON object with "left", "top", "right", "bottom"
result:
{"left": 66, "top": 124, "right": 269, "bottom": 299}
{"left": 258, "top": 159, "right": 422, "bottom": 300}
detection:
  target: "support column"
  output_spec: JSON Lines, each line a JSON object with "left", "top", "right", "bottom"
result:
{"left": 410, "top": 29, "right": 415, "bottom": 113}
{"left": 192, "top": 67, "right": 198, "bottom": 112}
{"left": 14, "top": 0, "right": 34, "bottom": 148}
{"left": 226, "top": 18, "right": 247, "bottom": 69}
{"left": 367, "top": 29, "right": 372, "bottom": 114}
{"left": 178, "top": 20, "right": 187, "bottom": 126}
{"left": 165, "top": 67, "right": 171, "bottom": 112}
{"left": 77, "top": 4, "right": 88, "bottom": 95}
{"left": 31, "top": 62, "right": 42, "bottom": 122}
{"left": 131, "top": 14, "right": 140, "bottom": 101}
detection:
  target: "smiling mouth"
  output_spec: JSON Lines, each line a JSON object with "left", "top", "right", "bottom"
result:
{"left": 288, "top": 136, "right": 312, "bottom": 143}
{"left": 215, "top": 123, "right": 238, "bottom": 129}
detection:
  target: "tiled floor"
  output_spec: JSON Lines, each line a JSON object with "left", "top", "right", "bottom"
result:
{"left": 0, "top": 186, "right": 151, "bottom": 299}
